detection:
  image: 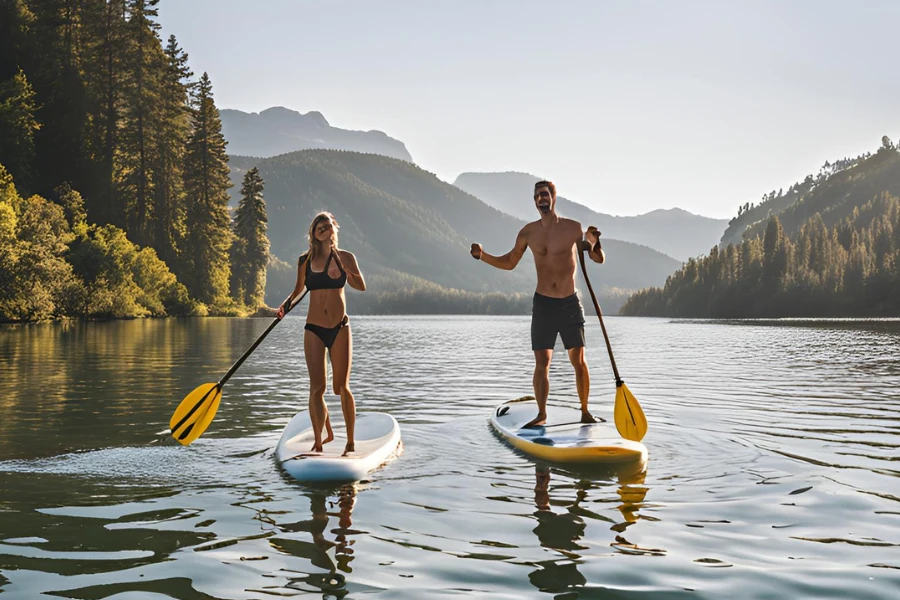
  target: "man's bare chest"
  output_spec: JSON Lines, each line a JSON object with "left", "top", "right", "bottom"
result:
{"left": 529, "top": 231, "right": 576, "bottom": 258}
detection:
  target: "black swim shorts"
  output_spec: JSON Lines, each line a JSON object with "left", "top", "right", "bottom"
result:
{"left": 531, "top": 292, "right": 585, "bottom": 351}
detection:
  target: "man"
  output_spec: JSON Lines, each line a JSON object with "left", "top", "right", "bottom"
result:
{"left": 470, "top": 180, "right": 604, "bottom": 427}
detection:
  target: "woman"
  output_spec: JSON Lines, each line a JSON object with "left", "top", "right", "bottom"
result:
{"left": 277, "top": 212, "right": 366, "bottom": 455}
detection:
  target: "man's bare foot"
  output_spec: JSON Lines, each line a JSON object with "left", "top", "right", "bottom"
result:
{"left": 523, "top": 413, "right": 548, "bottom": 429}
{"left": 581, "top": 411, "right": 605, "bottom": 424}
{"left": 342, "top": 442, "right": 355, "bottom": 456}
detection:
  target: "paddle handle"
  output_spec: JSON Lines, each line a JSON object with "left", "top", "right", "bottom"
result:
{"left": 578, "top": 249, "right": 622, "bottom": 383}
{"left": 218, "top": 289, "right": 309, "bottom": 387}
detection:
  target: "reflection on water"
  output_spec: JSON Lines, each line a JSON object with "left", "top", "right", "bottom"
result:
{"left": 0, "top": 316, "right": 899, "bottom": 598}
{"left": 271, "top": 484, "right": 359, "bottom": 597}
{"left": 529, "top": 462, "right": 654, "bottom": 595}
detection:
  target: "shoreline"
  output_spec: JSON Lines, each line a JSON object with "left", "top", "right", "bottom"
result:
{"left": 5, "top": 313, "right": 900, "bottom": 326}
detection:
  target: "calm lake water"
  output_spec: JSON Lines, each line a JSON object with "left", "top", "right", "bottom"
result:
{"left": 0, "top": 315, "right": 898, "bottom": 599}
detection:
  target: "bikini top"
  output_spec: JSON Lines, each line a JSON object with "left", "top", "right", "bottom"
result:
{"left": 303, "top": 251, "right": 347, "bottom": 291}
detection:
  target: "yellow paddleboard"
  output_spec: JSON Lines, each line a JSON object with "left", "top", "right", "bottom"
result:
{"left": 490, "top": 397, "right": 648, "bottom": 464}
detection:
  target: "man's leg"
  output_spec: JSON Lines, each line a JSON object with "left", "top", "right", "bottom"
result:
{"left": 526, "top": 349, "right": 553, "bottom": 428}
{"left": 562, "top": 316, "right": 602, "bottom": 423}
{"left": 567, "top": 346, "right": 599, "bottom": 423}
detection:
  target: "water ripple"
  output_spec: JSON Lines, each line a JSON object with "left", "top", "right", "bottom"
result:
{"left": 0, "top": 317, "right": 898, "bottom": 598}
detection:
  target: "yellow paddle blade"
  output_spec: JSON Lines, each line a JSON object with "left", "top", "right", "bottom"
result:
{"left": 170, "top": 382, "right": 222, "bottom": 446}
{"left": 179, "top": 389, "right": 222, "bottom": 446}
{"left": 614, "top": 382, "right": 648, "bottom": 442}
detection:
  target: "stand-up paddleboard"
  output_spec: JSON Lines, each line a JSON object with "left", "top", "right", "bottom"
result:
{"left": 275, "top": 411, "right": 401, "bottom": 483}
{"left": 490, "top": 397, "right": 647, "bottom": 464}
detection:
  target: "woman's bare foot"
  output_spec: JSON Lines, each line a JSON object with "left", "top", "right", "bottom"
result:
{"left": 342, "top": 442, "right": 355, "bottom": 456}
{"left": 323, "top": 415, "right": 334, "bottom": 445}
{"left": 309, "top": 442, "right": 324, "bottom": 453}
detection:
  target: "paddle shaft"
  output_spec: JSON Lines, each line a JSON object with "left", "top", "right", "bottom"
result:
{"left": 578, "top": 249, "right": 622, "bottom": 384}
{"left": 218, "top": 289, "right": 309, "bottom": 387}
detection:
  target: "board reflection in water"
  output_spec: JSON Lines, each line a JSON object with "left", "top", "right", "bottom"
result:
{"left": 270, "top": 483, "right": 360, "bottom": 597}
{"left": 529, "top": 460, "right": 656, "bottom": 595}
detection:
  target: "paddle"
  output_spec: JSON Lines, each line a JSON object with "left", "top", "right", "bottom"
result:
{"left": 169, "top": 290, "right": 309, "bottom": 445}
{"left": 578, "top": 243, "right": 648, "bottom": 442}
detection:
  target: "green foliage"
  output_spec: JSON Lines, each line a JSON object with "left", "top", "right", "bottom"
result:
{"left": 0, "top": 69, "right": 40, "bottom": 191}
{"left": 118, "top": 0, "right": 164, "bottom": 247}
{"left": 66, "top": 223, "right": 194, "bottom": 318}
{"left": 151, "top": 34, "right": 192, "bottom": 268}
{"left": 0, "top": 191, "right": 77, "bottom": 321}
{"left": 231, "top": 166, "right": 269, "bottom": 307}
{"left": 182, "top": 72, "right": 233, "bottom": 307}
{"left": 0, "top": 3, "right": 250, "bottom": 321}
{"left": 622, "top": 195, "right": 900, "bottom": 318}
{"left": 55, "top": 182, "right": 86, "bottom": 227}
{"left": 626, "top": 138, "right": 900, "bottom": 318}
{"left": 0, "top": 163, "right": 195, "bottom": 321}
{"left": 82, "top": 0, "right": 128, "bottom": 228}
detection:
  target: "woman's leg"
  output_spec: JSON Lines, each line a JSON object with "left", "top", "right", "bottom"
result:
{"left": 304, "top": 328, "right": 329, "bottom": 452}
{"left": 330, "top": 325, "right": 355, "bottom": 455}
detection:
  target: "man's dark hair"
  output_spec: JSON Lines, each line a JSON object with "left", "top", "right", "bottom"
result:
{"left": 534, "top": 180, "right": 556, "bottom": 199}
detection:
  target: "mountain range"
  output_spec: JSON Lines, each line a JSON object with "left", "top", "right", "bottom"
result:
{"left": 221, "top": 106, "right": 730, "bottom": 263}
{"left": 220, "top": 107, "right": 413, "bottom": 162}
{"left": 227, "top": 151, "right": 682, "bottom": 312}
{"left": 453, "top": 172, "right": 729, "bottom": 261}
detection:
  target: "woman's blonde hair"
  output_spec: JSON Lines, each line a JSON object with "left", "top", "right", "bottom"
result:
{"left": 308, "top": 211, "right": 339, "bottom": 258}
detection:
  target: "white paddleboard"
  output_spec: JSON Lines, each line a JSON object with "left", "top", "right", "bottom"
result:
{"left": 275, "top": 411, "right": 401, "bottom": 483}
{"left": 490, "top": 397, "right": 648, "bottom": 464}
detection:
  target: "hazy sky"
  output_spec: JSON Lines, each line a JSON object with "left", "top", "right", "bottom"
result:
{"left": 159, "top": 0, "right": 900, "bottom": 219}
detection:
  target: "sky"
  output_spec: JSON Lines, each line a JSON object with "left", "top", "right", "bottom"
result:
{"left": 159, "top": 0, "right": 900, "bottom": 219}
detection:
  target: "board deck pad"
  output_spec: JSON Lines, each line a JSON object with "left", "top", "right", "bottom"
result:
{"left": 275, "top": 411, "right": 401, "bottom": 482}
{"left": 490, "top": 398, "right": 648, "bottom": 464}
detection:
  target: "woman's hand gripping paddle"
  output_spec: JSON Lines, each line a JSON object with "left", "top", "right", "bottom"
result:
{"left": 169, "top": 290, "right": 309, "bottom": 445}
{"left": 578, "top": 247, "right": 648, "bottom": 442}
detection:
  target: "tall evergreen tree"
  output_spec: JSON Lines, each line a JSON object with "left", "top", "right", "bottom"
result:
{"left": 0, "top": 1, "right": 32, "bottom": 81}
{"left": 25, "top": 0, "right": 90, "bottom": 198}
{"left": 0, "top": 69, "right": 40, "bottom": 192}
{"left": 762, "top": 215, "right": 788, "bottom": 286}
{"left": 183, "top": 72, "right": 232, "bottom": 306}
{"left": 150, "top": 34, "right": 192, "bottom": 267}
{"left": 82, "top": 0, "right": 127, "bottom": 227}
{"left": 231, "top": 167, "right": 269, "bottom": 307}
{"left": 120, "top": 0, "right": 164, "bottom": 247}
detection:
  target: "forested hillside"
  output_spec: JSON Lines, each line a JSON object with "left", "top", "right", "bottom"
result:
{"left": 622, "top": 140, "right": 900, "bottom": 317}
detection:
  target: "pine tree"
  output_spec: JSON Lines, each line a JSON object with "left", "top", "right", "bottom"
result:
{"left": 120, "top": 0, "right": 164, "bottom": 247}
{"left": 150, "top": 34, "right": 192, "bottom": 267}
{"left": 231, "top": 167, "right": 269, "bottom": 307}
{"left": 82, "top": 0, "right": 127, "bottom": 227}
{"left": 182, "top": 72, "right": 232, "bottom": 307}
{"left": 0, "top": 1, "right": 32, "bottom": 81}
{"left": 763, "top": 215, "right": 788, "bottom": 286}
{"left": 25, "top": 0, "right": 90, "bottom": 198}
{"left": 0, "top": 69, "right": 40, "bottom": 192}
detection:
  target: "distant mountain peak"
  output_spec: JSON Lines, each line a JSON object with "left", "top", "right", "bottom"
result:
{"left": 221, "top": 107, "right": 412, "bottom": 162}
{"left": 453, "top": 171, "right": 729, "bottom": 260}
{"left": 642, "top": 207, "right": 687, "bottom": 216}
{"left": 257, "top": 106, "right": 331, "bottom": 128}
{"left": 639, "top": 207, "right": 712, "bottom": 219}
